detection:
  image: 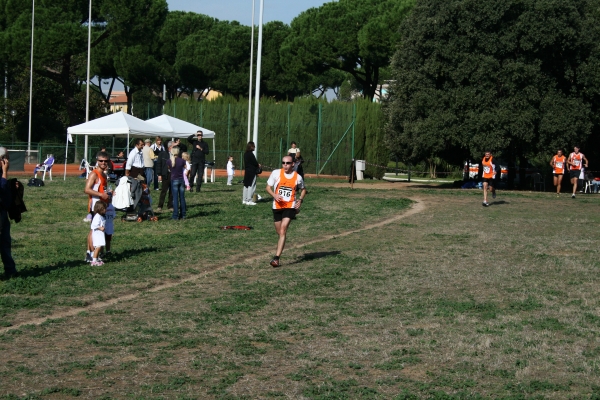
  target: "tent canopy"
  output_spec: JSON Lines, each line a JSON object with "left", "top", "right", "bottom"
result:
{"left": 146, "top": 115, "right": 215, "bottom": 139}
{"left": 67, "top": 112, "right": 172, "bottom": 137}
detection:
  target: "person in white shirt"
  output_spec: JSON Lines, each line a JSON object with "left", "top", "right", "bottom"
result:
{"left": 265, "top": 155, "right": 307, "bottom": 268}
{"left": 125, "top": 139, "right": 145, "bottom": 179}
{"left": 142, "top": 139, "right": 156, "bottom": 187}
{"left": 227, "top": 156, "right": 235, "bottom": 185}
{"left": 287, "top": 141, "right": 300, "bottom": 161}
{"left": 89, "top": 201, "right": 106, "bottom": 266}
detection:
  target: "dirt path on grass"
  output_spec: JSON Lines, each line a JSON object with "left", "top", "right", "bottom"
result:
{"left": 0, "top": 198, "right": 425, "bottom": 334}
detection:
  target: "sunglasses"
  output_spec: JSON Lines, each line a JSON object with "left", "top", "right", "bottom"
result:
{"left": 282, "top": 161, "right": 293, "bottom": 165}
{"left": 97, "top": 160, "right": 109, "bottom": 163}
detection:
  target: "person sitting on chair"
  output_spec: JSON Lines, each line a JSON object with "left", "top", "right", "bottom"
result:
{"left": 34, "top": 154, "right": 54, "bottom": 177}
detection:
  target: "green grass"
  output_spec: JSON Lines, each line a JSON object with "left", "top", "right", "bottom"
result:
{"left": 2, "top": 179, "right": 600, "bottom": 398}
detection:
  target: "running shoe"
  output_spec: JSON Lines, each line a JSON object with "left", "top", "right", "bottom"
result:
{"left": 572, "top": 194, "right": 576, "bottom": 198}
{"left": 90, "top": 260, "right": 104, "bottom": 266}
{"left": 492, "top": 191, "right": 496, "bottom": 199}
{"left": 85, "top": 253, "right": 92, "bottom": 263}
{"left": 246, "top": 201, "right": 257, "bottom": 206}
{"left": 270, "top": 258, "right": 280, "bottom": 268}
{"left": 482, "top": 202, "right": 490, "bottom": 207}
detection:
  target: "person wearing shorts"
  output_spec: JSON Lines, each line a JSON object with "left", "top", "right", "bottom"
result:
{"left": 266, "top": 155, "right": 307, "bottom": 268}
{"left": 567, "top": 146, "right": 588, "bottom": 198}
{"left": 84, "top": 151, "right": 110, "bottom": 262}
{"left": 550, "top": 149, "right": 566, "bottom": 196}
{"left": 481, "top": 151, "right": 496, "bottom": 207}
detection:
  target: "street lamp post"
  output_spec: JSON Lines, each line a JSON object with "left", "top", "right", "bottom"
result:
{"left": 10, "top": 109, "right": 16, "bottom": 144}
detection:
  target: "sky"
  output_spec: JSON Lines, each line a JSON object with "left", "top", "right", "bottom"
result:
{"left": 166, "top": 0, "right": 334, "bottom": 25}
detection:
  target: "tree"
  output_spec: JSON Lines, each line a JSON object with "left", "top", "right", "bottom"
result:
{"left": 385, "top": 0, "right": 600, "bottom": 172}
{"left": 0, "top": 0, "right": 168, "bottom": 127}
{"left": 281, "top": 0, "right": 415, "bottom": 101}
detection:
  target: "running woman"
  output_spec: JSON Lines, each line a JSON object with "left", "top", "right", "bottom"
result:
{"left": 550, "top": 149, "right": 566, "bottom": 196}
{"left": 481, "top": 151, "right": 496, "bottom": 207}
{"left": 266, "top": 155, "right": 307, "bottom": 267}
{"left": 567, "top": 145, "right": 588, "bottom": 198}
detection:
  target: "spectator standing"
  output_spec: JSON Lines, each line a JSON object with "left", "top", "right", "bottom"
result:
{"left": 294, "top": 151, "right": 305, "bottom": 179}
{"left": 187, "top": 130, "right": 210, "bottom": 192}
{"left": 151, "top": 136, "right": 165, "bottom": 190}
{"left": 0, "top": 148, "right": 17, "bottom": 279}
{"left": 173, "top": 138, "right": 187, "bottom": 156}
{"left": 227, "top": 156, "right": 235, "bottom": 185}
{"left": 167, "top": 147, "right": 187, "bottom": 220}
{"left": 288, "top": 141, "right": 300, "bottom": 161}
{"left": 182, "top": 152, "right": 192, "bottom": 191}
{"left": 125, "top": 139, "right": 145, "bottom": 179}
{"left": 157, "top": 141, "right": 174, "bottom": 212}
{"left": 84, "top": 151, "right": 110, "bottom": 262}
{"left": 243, "top": 141, "right": 260, "bottom": 206}
{"left": 142, "top": 139, "right": 156, "bottom": 187}
{"left": 104, "top": 195, "right": 116, "bottom": 255}
{"left": 90, "top": 201, "right": 106, "bottom": 266}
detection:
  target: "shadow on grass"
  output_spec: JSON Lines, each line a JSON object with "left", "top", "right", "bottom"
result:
{"left": 490, "top": 200, "right": 509, "bottom": 206}
{"left": 289, "top": 251, "right": 342, "bottom": 265}
{"left": 17, "top": 246, "right": 165, "bottom": 279}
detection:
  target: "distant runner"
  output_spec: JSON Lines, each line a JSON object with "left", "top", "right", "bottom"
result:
{"left": 550, "top": 149, "right": 566, "bottom": 196}
{"left": 567, "top": 145, "right": 588, "bottom": 198}
{"left": 266, "top": 155, "right": 307, "bottom": 268}
{"left": 481, "top": 151, "right": 496, "bottom": 207}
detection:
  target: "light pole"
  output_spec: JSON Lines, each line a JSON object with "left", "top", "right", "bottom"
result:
{"left": 252, "top": 0, "right": 264, "bottom": 158}
{"left": 27, "top": 0, "right": 35, "bottom": 164}
{"left": 10, "top": 109, "right": 16, "bottom": 144}
{"left": 247, "top": 0, "right": 255, "bottom": 143}
{"left": 84, "top": 0, "right": 92, "bottom": 162}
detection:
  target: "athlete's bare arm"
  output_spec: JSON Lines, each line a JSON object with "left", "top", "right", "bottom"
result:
{"left": 294, "top": 187, "right": 307, "bottom": 210}
{"left": 84, "top": 171, "right": 108, "bottom": 201}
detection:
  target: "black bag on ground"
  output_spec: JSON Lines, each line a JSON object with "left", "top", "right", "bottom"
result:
{"left": 27, "top": 178, "right": 44, "bottom": 187}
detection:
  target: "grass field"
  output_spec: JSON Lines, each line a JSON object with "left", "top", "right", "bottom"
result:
{"left": 1, "top": 177, "right": 600, "bottom": 399}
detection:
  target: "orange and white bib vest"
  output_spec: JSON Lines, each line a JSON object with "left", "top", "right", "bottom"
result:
{"left": 274, "top": 169, "right": 299, "bottom": 209}
{"left": 88, "top": 169, "right": 107, "bottom": 211}
{"left": 570, "top": 152, "right": 584, "bottom": 170}
{"left": 553, "top": 155, "right": 566, "bottom": 174}
{"left": 481, "top": 156, "right": 495, "bottom": 179}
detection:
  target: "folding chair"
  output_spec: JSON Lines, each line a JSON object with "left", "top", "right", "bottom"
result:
{"left": 34, "top": 156, "right": 55, "bottom": 181}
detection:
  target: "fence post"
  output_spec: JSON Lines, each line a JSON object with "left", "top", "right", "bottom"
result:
{"left": 174, "top": 103, "right": 176, "bottom": 118}
{"left": 395, "top": 156, "right": 398, "bottom": 176}
{"left": 147, "top": 103, "right": 150, "bottom": 119}
{"left": 279, "top": 137, "right": 282, "bottom": 164}
{"left": 408, "top": 164, "right": 411, "bottom": 183}
{"left": 351, "top": 103, "right": 356, "bottom": 160}
{"left": 227, "top": 104, "right": 231, "bottom": 156}
{"left": 317, "top": 102, "right": 322, "bottom": 177}
{"left": 287, "top": 103, "right": 290, "bottom": 150}
{"left": 200, "top": 103, "right": 203, "bottom": 126}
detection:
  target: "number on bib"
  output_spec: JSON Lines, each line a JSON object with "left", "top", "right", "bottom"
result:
{"left": 278, "top": 186, "right": 293, "bottom": 201}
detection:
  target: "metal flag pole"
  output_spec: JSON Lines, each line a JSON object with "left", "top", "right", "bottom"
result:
{"left": 27, "top": 0, "right": 35, "bottom": 164}
{"left": 247, "top": 0, "right": 255, "bottom": 143}
{"left": 252, "top": 0, "right": 264, "bottom": 158}
{"left": 84, "top": 0, "right": 92, "bottom": 162}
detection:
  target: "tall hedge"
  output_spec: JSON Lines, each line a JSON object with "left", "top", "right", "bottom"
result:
{"left": 160, "top": 97, "right": 386, "bottom": 177}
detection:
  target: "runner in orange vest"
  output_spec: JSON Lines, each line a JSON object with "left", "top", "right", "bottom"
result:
{"left": 84, "top": 151, "right": 110, "bottom": 262}
{"left": 567, "top": 145, "right": 588, "bottom": 198}
{"left": 549, "top": 149, "right": 566, "bottom": 196}
{"left": 481, "top": 151, "right": 496, "bottom": 207}
{"left": 265, "top": 155, "right": 307, "bottom": 267}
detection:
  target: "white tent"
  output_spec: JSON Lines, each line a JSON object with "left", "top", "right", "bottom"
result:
{"left": 147, "top": 115, "right": 217, "bottom": 183}
{"left": 146, "top": 115, "right": 215, "bottom": 139}
{"left": 67, "top": 111, "right": 172, "bottom": 137}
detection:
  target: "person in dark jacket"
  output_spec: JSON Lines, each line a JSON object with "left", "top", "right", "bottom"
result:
{"left": 156, "top": 141, "right": 174, "bottom": 212}
{"left": 243, "top": 141, "right": 260, "bottom": 205}
{"left": 151, "top": 136, "right": 166, "bottom": 190}
{"left": 187, "top": 130, "right": 210, "bottom": 192}
{"left": 0, "top": 147, "right": 17, "bottom": 279}
{"left": 173, "top": 138, "right": 187, "bottom": 157}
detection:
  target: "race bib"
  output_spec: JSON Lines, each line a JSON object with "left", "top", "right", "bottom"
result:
{"left": 573, "top": 159, "right": 581, "bottom": 167}
{"left": 278, "top": 186, "right": 293, "bottom": 201}
{"left": 556, "top": 161, "right": 563, "bottom": 168}
{"left": 483, "top": 166, "right": 491, "bottom": 174}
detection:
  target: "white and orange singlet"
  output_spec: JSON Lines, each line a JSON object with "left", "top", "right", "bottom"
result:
{"left": 570, "top": 152, "right": 584, "bottom": 171}
{"left": 274, "top": 169, "right": 299, "bottom": 209}
{"left": 553, "top": 155, "right": 566, "bottom": 175}
{"left": 481, "top": 156, "right": 495, "bottom": 179}
{"left": 88, "top": 168, "right": 107, "bottom": 212}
